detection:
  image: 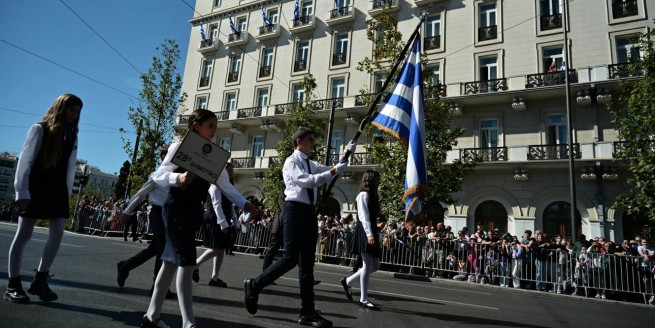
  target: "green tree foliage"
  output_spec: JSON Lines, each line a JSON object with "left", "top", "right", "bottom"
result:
{"left": 262, "top": 75, "right": 326, "bottom": 210}
{"left": 113, "top": 160, "right": 130, "bottom": 200}
{"left": 121, "top": 39, "right": 187, "bottom": 193}
{"left": 357, "top": 8, "right": 478, "bottom": 223}
{"left": 610, "top": 30, "right": 655, "bottom": 222}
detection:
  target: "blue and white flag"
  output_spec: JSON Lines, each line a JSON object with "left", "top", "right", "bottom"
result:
{"left": 371, "top": 35, "right": 427, "bottom": 223}
{"left": 294, "top": 0, "right": 300, "bottom": 21}
{"left": 200, "top": 24, "right": 207, "bottom": 42}
{"left": 261, "top": 7, "right": 272, "bottom": 26}
{"left": 229, "top": 16, "right": 238, "bottom": 34}
{"left": 334, "top": 0, "right": 341, "bottom": 11}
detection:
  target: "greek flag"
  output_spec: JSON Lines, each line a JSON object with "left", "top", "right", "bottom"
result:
{"left": 371, "top": 36, "right": 427, "bottom": 223}
{"left": 229, "top": 16, "right": 238, "bottom": 34}
{"left": 261, "top": 7, "right": 272, "bottom": 26}
{"left": 294, "top": 0, "right": 300, "bottom": 21}
{"left": 200, "top": 24, "right": 207, "bottom": 42}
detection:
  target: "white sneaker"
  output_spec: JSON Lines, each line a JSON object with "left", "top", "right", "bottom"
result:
{"left": 601, "top": 294, "right": 606, "bottom": 300}
{"left": 648, "top": 296, "right": 654, "bottom": 305}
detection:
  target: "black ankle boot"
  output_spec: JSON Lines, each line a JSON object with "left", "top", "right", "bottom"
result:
{"left": 28, "top": 271, "right": 58, "bottom": 301}
{"left": 4, "top": 277, "right": 30, "bottom": 304}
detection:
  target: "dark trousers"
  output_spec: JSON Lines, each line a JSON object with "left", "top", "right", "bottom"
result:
{"left": 262, "top": 230, "right": 283, "bottom": 271}
{"left": 121, "top": 206, "right": 165, "bottom": 279}
{"left": 123, "top": 214, "right": 138, "bottom": 241}
{"left": 253, "top": 201, "right": 317, "bottom": 314}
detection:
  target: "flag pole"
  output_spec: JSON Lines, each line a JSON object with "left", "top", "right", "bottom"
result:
{"left": 315, "top": 13, "right": 427, "bottom": 215}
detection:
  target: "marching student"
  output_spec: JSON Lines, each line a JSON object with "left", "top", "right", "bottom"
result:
{"left": 142, "top": 109, "right": 256, "bottom": 328}
{"left": 340, "top": 170, "right": 382, "bottom": 310}
{"left": 4, "top": 94, "right": 82, "bottom": 304}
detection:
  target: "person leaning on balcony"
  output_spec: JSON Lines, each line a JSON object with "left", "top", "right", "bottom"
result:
{"left": 548, "top": 62, "right": 557, "bottom": 73}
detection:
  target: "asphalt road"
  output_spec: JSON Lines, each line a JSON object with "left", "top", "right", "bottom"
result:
{"left": 1, "top": 221, "right": 654, "bottom": 328}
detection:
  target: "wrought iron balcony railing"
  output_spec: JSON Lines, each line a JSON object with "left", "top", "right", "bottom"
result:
{"left": 424, "top": 35, "right": 440, "bottom": 50}
{"left": 227, "top": 72, "right": 239, "bottom": 83}
{"left": 539, "top": 13, "right": 562, "bottom": 31}
{"left": 330, "top": 6, "right": 351, "bottom": 19}
{"left": 355, "top": 93, "right": 376, "bottom": 107}
{"left": 274, "top": 102, "right": 297, "bottom": 114}
{"left": 199, "top": 38, "right": 215, "bottom": 48}
{"left": 215, "top": 111, "right": 229, "bottom": 121}
{"left": 461, "top": 147, "right": 508, "bottom": 163}
{"left": 312, "top": 97, "right": 343, "bottom": 110}
{"left": 608, "top": 62, "right": 642, "bottom": 79}
{"left": 426, "top": 83, "right": 447, "bottom": 98}
{"left": 373, "top": 0, "right": 394, "bottom": 9}
{"left": 294, "top": 60, "right": 307, "bottom": 72}
{"left": 332, "top": 53, "right": 347, "bottom": 65}
{"left": 199, "top": 77, "right": 210, "bottom": 87}
{"left": 259, "top": 66, "right": 271, "bottom": 78}
{"left": 292, "top": 15, "right": 312, "bottom": 27}
{"left": 268, "top": 156, "right": 281, "bottom": 167}
{"left": 612, "top": 140, "right": 655, "bottom": 159}
{"left": 350, "top": 152, "right": 378, "bottom": 166}
{"left": 612, "top": 0, "right": 638, "bottom": 19}
{"left": 258, "top": 24, "right": 275, "bottom": 35}
{"left": 527, "top": 143, "right": 581, "bottom": 160}
{"left": 232, "top": 157, "right": 255, "bottom": 168}
{"left": 463, "top": 78, "right": 507, "bottom": 95}
{"left": 178, "top": 115, "right": 190, "bottom": 125}
{"left": 237, "top": 106, "right": 262, "bottom": 118}
{"left": 228, "top": 32, "right": 242, "bottom": 42}
{"left": 478, "top": 25, "right": 497, "bottom": 42}
{"left": 525, "top": 70, "right": 578, "bottom": 88}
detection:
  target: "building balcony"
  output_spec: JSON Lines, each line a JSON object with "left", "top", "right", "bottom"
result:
{"left": 608, "top": 62, "right": 642, "bottom": 79}
{"left": 237, "top": 106, "right": 262, "bottom": 119}
{"left": 326, "top": 6, "right": 355, "bottom": 26}
{"left": 268, "top": 156, "right": 281, "bottom": 167}
{"left": 274, "top": 102, "right": 297, "bottom": 115}
{"left": 369, "top": 0, "right": 400, "bottom": 16}
{"left": 612, "top": 140, "right": 655, "bottom": 159}
{"left": 527, "top": 144, "right": 581, "bottom": 160}
{"left": 539, "top": 13, "right": 562, "bottom": 31}
{"left": 312, "top": 97, "right": 343, "bottom": 111}
{"left": 478, "top": 25, "right": 497, "bottom": 42}
{"left": 414, "top": 0, "right": 446, "bottom": 6}
{"left": 612, "top": 0, "right": 638, "bottom": 19}
{"left": 254, "top": 24, "right": 280, "bottom": 41}
{"left": 525, "top": 70, "right": 578, "bottom": 88}
{"left": 227, "top": 72, "right": 239, "bottom": 83}
{"left": 232, "top": 157, "right": 256, "bottom": 168}
{"left": 424, "top": 35, "right": 440, "bottom": 51}
{"left": 215, "top": 110, "right": 229, "bottom": 121}
{"left": 289, "top": 15, "right": 315, "bottom": 34}
{"left": 259, "top": 65, "right": 271, "bottom": 78}
{"left": 293, "top": 60, "right": 307, "bottom": 72}
{"left": 425, "top": 83, "right": 447, "bottom": 99}
{"left": 332, "top": 52, "right": 347, "bottom": 66}
{"left": 462, "top": 78, "right": 507, "bottom": 95}
{"left": 197, "top": 38, "right": 219, "bottom": 54}
{"left": 225, "top": 31, "right": 249, "bottom": 48}
{"left": 461, "top": 147, "right": 508, "bottom": 163}
{"left": 355, "top": 93, "right": 375, "bottom": 107}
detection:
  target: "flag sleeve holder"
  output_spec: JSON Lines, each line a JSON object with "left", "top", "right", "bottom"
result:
{"left": 314, "top": 13, "right": 427, "bottom": 217}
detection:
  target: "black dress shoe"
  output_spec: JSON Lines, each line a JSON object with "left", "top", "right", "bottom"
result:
{"left": 298, "top": 310, "right": 333, "bottom": 328}
{"left": 244, "top": 279, "right": 258, "bottom": 315}
{"left": 339, "top": 277, "right": 353, "bottom": 302}
{"left": 313, "top": 280, "right": 321, "bottom": 286}
{"left": 359, "top": 301, "right": 380, "bottom": 311}
{"left": 141, "top": 315, "right": 168, "bottom": 328}
{"left": 117, "top": 261, "right": 129, "bottom": 287}
{"left": 208, "top": 278, "right": 228, "bottom": 288}
{"left": 192, "top": 269, "right": 200, "bottom": 283}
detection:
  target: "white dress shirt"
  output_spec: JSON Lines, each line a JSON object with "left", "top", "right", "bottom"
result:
{"left": 14, "top": 124, "right": 77, "bottom": 200}
{"left": 356, "top": 191, "right": 374, "bottom": 238}
{"left": 282, "top": 150, "right": 333, "bottom": 205}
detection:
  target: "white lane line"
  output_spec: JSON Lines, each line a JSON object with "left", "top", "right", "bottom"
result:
{"left": 279, "top": 278, "right": 499, "bottom": 311}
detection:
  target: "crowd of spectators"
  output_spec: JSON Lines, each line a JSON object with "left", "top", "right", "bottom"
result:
{"left": 0, "top": 204, "right": 21, "bottom": 222}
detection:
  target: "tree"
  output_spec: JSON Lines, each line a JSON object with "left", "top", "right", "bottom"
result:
{"left": 262, "top": 75, "right": 326, "bottom": 211}
{"left": 610, "top": 30, "right": 655, "bottom": 222}
{"left": 121, "top": 39, "right": 187, "bottom": 193}
{"left": 113, "top": 160, "right": 130, "bottom": 200}
{"left": 357, "top": 6, "right": 479, "bottom": 223}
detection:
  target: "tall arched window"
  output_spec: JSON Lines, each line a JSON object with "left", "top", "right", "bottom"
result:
{"left": 543, "top": 201, "right": 581, "bottom": 239}
{"left": 474, "top": 200, "right": 507, "bottom": 233}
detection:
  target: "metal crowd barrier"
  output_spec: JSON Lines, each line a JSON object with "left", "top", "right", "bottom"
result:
{"left": 75, "top": 210, "right": 654, "bottom": 304}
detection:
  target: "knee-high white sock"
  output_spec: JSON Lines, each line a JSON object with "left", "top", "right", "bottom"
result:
{"left": 7, "top": 217, "right": 36, "bottom": 277}
{"left": 146, "top": 261, "right": 176, "bottom": 321}
{"left": 211, "top": 250, "right": 225, "bottom": 280}
{"left": 38, "top": 218, "right": 65, "bottom": 272}
{"left": 196, "top": 248, "right": 218, "bottom": 267}
{"left": 176, "top": 266, "right": 195, "bottom": 328}
{"left": 359, "top": 253, "right": 378, "bottom": 303}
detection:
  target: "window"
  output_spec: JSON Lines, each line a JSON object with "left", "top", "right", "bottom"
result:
{"left": 210, "top": 24, "right": 219, "bottom": 40}
{"left": 268, "top": 9, "right": 279, "bottom": 24}
{"left": 301, "top": 0, "right": 314, "bottom": 18}
{"left": 542, "top": 46, "right": 564, "bottom": 72}
{"left": 213, "top": 0, "right": 222, "bottom": 7}
{"left": 539, "top": 0, "right": 562, "bottom": 32}
{"left": 373, "top": 72, "right": 385, "bottom": 93}
{"left": 225, "top": 93, "right": 237, "bottom": 111}
{"left": 228, "top": 55, "right": 241, "bottom": 83}
{"left": 196, "top": 96, "right": 208, "bottom": 110}
{"left": 330, "top": 130, "right": 343, "bottom": 156}
{"left": 478, "top": 2, "right": 498, "bottom": 42}
{"left": 331, "top": 77, "right": 345, "bottom": 98}
{"left": 480, "top": 119, "right": 499, "bottom": 148}
{"left": 292, "top": 83, "right": 305, "bottom": 102}
{"left": 252, "top": 135, "right": 264, "bottom": 157}
{"left": 426, "top": 64, "right": 443, "bottom": 98}
{"left": 612, "top": 0, "right": 639, "bottom": 19}
{"left": 333, "top": 33, "right": 349, "bottom": 65}
{"left": 425, "top": 15, "right": 441, "bottom": 50}
{"left": 220, "top": 138, "right": 231, "bottom": 152}
{"left": 199, "top": 59, "right": 212, "bottom": 87}
{"left": 294, "top": 41, "right": 309, "bottom": 72}
{"left": 616, "top": 34, "right": 641, "bottom": 63}
{"left": 479, "top": 56, "right": 498, "bottom": 81}
{"left": 546, "top": 114, "right": 568, "bottom": 145}
{"left": 430, "top": 64, "right": 441, "bottom": 86}
{"left": 260, "top": 48, "right": 274, "bottom": 78}
{"left": 237, "top": 17, "right": 247, "bottom": 32}
{"left": 257, "top": 88, "right": 269, "bottom": 107}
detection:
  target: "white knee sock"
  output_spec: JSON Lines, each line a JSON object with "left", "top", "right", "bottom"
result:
{"left": 7, "top": 217, "right": 36, "bottom": 277}
{"left": 211, "top": 250, "right": 225, "bottom": 280}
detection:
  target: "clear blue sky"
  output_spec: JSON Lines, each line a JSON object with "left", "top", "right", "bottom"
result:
{"left": 0, "top": 0, "right": 197, "bottom": 175}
